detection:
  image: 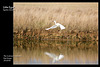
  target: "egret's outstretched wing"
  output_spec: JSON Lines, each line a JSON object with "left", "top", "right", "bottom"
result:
{"left": 59, "top": 24, "right": 65, "bottom": 30}
{"left": 52, "top": 59, "right": 56, "bottom": 63}
{"left": 45, "top": 52, "right": 57, "bottom": 58}
{"left": 59, "top": 55, "right": 64, "bottom": 60}
{"left": 45, "top": 28, "right": 50, "bottom": 30}
{"left": 45, "top": 25, "right": 58, "bottom": 30}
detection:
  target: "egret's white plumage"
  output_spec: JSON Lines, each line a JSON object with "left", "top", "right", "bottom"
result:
{"left": 45, "top": 52, "right": 64, "bottom": 63}
{"left": 45, "top": 20, "right": 65, "bottom": 30}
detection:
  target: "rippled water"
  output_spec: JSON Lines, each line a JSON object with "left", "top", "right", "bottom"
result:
{"left": 13, "top": 40, "right": 98, "bottom": 64}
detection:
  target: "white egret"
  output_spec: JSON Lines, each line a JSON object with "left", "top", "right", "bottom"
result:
{"left": 45, "top": 20, "right": 65, "bottom": 30}
{"left": 44, "top": 52, "right": 64, "bottom": 63}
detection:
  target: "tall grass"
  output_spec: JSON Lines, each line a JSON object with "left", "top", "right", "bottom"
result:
{"left": 13, "top": 2, "right": 98, "bottom": 32}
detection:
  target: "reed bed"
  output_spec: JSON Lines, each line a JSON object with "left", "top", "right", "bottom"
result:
{"left": 13, "top": 2, "right": 98, "bottom": 32}
{"left": 13, "top": 3, "right": 98, "bottom": 41}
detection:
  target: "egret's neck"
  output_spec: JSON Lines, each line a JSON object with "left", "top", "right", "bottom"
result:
{"left": 54, "top": 21, "right": 56, "bottom": 24}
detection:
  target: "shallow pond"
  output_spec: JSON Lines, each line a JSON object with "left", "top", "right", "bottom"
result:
{"left": 13, "top": 40, "right": 98, "bottom": 64}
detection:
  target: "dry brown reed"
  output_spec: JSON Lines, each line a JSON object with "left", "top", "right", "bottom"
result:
{"left": 13, "top": 2, "right": 98, "bottom": 33}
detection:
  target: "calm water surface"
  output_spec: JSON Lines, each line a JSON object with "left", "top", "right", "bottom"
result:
{"left": 13, "top": 40, "right": 98, "bottom": 64}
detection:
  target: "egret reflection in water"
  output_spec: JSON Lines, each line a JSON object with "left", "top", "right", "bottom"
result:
{"left": 45, "top": 52, "right": 64, "bottom": 63}
{"left": 13, "top": 40, "right": 98, "bottom": 64}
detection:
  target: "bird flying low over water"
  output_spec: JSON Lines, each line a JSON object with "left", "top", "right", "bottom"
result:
{"left": 45, "top": 20, "right": 65, "bottom": 30}
{"left": 44, "top": 52, "right": 64, "bottom": 63}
